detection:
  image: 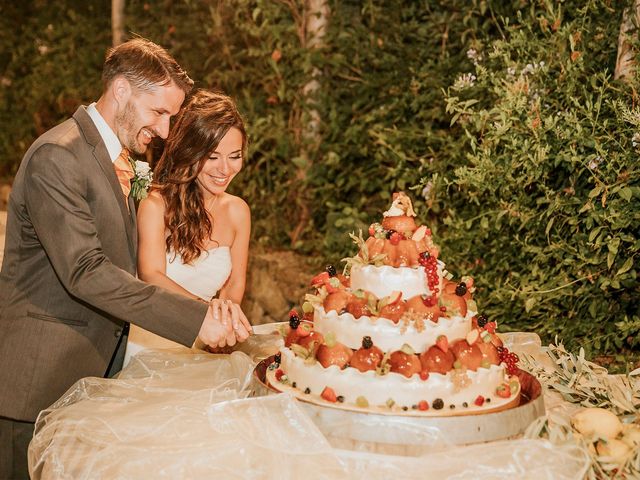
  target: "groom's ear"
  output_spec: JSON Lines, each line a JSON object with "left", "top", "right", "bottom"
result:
{"left": 111, "top": 76, "right": 131, "bottom": 107}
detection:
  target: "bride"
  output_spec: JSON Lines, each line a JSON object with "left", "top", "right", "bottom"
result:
{"left": 125, "top": 89, "right": 251, "bottom": 360}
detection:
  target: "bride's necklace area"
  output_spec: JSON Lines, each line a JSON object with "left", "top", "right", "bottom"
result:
{"left": 204, "top": 194, "right": 219, "bottom": 215}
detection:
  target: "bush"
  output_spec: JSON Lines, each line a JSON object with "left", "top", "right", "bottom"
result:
{"left": 438, "top": 1, "right": 639, "bottom": 356}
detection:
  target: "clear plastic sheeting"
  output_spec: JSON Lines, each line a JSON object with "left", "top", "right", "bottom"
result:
{"left": 28, "top": 332, "right": 590, "bottom": 479}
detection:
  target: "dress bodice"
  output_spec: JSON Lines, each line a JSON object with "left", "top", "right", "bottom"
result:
{"left": 165, "top": 246, "right": 232, "bottom": 301}
{"left": 124, "top": 246, "right": 233, "bottom": 366}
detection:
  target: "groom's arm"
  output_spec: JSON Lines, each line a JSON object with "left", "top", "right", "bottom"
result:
{"left": 23, "top": 142, "right": 210, "bottom": 346}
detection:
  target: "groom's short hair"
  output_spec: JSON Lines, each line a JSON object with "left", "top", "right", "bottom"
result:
{"left": 102, "top": 38, "right": 194, "bottom": 94}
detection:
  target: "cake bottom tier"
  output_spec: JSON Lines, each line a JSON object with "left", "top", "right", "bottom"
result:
{"left": 274, "top": 347, "right": 518, "bottom": 415}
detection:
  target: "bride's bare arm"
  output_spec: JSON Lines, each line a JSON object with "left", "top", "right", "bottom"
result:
{"left": 137, "top": 191, "right": 203, "bottom": 301}
{"left": 218, "top": 196, "right": 251, "bottom": 304}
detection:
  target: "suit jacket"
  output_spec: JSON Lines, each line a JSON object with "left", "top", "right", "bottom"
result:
{"left": 0, "top": 106, "right": 208, "bottom": 422}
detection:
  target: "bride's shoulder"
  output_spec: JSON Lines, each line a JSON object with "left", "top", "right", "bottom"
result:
{"left": 221, "top": 193, "right": 249, "bottom": 214}
{"left": 220, "top": 194, "right": 250, "bottom": 224}
{"left": 138, "top": 190, "right": 166, "bottom": 216}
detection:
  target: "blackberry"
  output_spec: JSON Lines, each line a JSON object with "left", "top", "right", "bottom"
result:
{"left": 455, "top": 282, "right": 467, "bottom": 296}
{"left": 449, "top": 404, "right": 455, "bottom": 409}
{"left": 304, "top": 387, "right": 311, "bottom": 394}
{"left": 274, "top": 352, "right": 281, "bottom": 364}
{"left": 402, "top": 406, "right": 408, "bottom": 411}
{"left": 362, "top": 336, "right": 373, "bottom": 349}
{"left": 432, "top": 398, "right": 444, "bottom": 410}
{"left": 289, "top": 314, "right": 300, "bottom": 329}
{"left": 476, "top": 314, "right": 489, "bottom": 328}
{"left": 486, "top": 398, "right": 491, "bottom": 403}
{"left": 386, "top": 229, "right": 396, "bottom": 239}
{"left": 292, "top": 382, "right": 297, "bottom": 388}
{"left": 326, "top": 264, "right": 337, "bottom": 277}
{"left": 337, "top": 396, "right": 344, "bottom": 403}
{"left": 462, "top": 402, "right": 468, "bottom": 408}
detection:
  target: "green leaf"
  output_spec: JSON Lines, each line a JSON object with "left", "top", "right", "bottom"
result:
{"left": 615, "top": 257, "right": 634, "bottom": 276}
{"left": 618, "top": 187, "right": 632, "bottom": 202}
{"left": 525, "top": 297, "right": 536, "bottom": 312}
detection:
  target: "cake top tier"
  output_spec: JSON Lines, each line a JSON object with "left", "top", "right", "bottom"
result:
{"left": 347, "top": 192, "right": 439, "bottom": 269}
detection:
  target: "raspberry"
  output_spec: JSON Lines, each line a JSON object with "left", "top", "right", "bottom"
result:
{"left": 275, "top": 369, "right": 284, "bottom": 381}
{"left": 474, "top": 395, "right": 485, "bottom": 406}
{"left": 418, "top": 400, "right": 429, "bottom": 411}
{"left": 389, "top": 231, "right": 403, "bottom": 245}
{"left": 419, "top": 371, "right": 429, "bottom": 381}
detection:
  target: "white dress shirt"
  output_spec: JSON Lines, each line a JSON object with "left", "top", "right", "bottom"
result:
{"left": 86, "top": 102, "right": 122, "bottom": 163}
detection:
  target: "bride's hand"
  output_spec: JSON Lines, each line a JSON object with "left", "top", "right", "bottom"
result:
{"left": 209, "top": 299, "right": 253, "bottom": 346}
{"left": 227, "top": 301, "right": 252, "bottom": 342}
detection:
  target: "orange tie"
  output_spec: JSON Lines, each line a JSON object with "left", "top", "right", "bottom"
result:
{"left": 113, "top": 148, "right": 134, "bottom": 200}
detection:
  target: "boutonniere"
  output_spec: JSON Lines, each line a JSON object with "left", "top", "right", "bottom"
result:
{"left": 129, "top": 157, "right": 153, "bottom": 201}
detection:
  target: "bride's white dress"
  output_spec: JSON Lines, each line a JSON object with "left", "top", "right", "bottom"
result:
{"left": 123, "top": 246, "right": 232, "bottom": 366}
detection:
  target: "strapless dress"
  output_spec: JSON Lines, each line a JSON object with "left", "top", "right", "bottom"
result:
{"left": 123, "top": 246, "right": 232, "bottom": 366}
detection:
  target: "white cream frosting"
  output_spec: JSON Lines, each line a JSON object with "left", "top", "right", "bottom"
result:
{"left": 350, "top": 262, "right": 444, "bottom": 300}
{"left": 278, "top": 347, "right": 514, "bottom": 410}
{"left": 314, "top": 306, "right": 474, "bottom": 352}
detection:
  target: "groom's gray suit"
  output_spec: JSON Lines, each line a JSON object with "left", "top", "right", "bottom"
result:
{"left": 0, "top": 106, "right": 208, "bottom": 423}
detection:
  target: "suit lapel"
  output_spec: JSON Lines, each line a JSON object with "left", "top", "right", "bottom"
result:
{"left": 73, "top": 107, "right": 137, "bottom": 262}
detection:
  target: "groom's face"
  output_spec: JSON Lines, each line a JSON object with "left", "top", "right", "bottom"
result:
{"left": 116, "top": 81, "right": 185, "bottom": 155}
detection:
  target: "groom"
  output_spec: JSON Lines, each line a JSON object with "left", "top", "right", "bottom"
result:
{"left": 0, "top": 38, "right": 251, "bottom": 479}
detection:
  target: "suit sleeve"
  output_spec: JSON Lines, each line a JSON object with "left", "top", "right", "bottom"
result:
{"left": 23, "top": 143, "right": 208, "bottom": 346}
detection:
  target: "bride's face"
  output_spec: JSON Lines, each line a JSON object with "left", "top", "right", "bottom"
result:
{"left": 197, "top": 127, "right": 244, "bottom": 196}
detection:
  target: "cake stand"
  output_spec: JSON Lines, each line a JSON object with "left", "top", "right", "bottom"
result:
{"left": 252, "top": 356, "right": 545, "bottom": 455}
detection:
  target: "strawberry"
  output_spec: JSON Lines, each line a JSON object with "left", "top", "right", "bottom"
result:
{"left": 382, "top": 240, "right": 399, "bottom": 267}
{"left": 275, "top": 369, "right": 284, "bottom": 381}
{"left": 310, "top": 271, "right": 330, "bottom": 288}
{"left": 476, "top": 340, "right": 500, "bottom": 366}
{"left": 405, "top": 295, "right": 441, "bottom": 322}
{"left": 435, "top": 335, "right": 448, "bottom": 353}
{"left": 396, "top": 239, "right": 419, "bottom": 266}
{"left": 450, "top": 339, "right": 483, "bottom": 372}
{"left": 316, "top": 342, "right": 353, "bottom": 369}
{"left": 389, "top": 351, "right": 422, "bottom": 378}
{"left": 346, "top": 298, "right": 372, "bottom": 319}
{"left": 381, "top": 215, "right": 417, "bottom": 234}
{"left": 350, "top": 344, "right": 384, "bottom": 372}
{"left": 321, "top": 386, "right": 337, "bottom": 402}
{"left": 474, "top": 395, "right": 485, "bottom": 406}
{"left": 364, "top": 237, "right": 385, "bottom": 258}
{"left": 419, "top": 345, "right": 455, "bottom": 374}
{"left": 323, "top": 290, "right": 351, "bottom": 314}
{"left": 440, "top": 291, "right": 467, "bottom": 317}
{"left": 419, "top": 371, "right": 429, "bottom": 380}
{"left": 297, "top": 331, "right": 325, "bottom": 356}
{"left": 378, "top": 301, "right": 406, "bottom": 323}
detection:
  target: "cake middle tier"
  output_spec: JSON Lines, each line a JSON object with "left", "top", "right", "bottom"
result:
{"left": 313, "top": 306, "right": 474, "bottom": 352}
{"left": 349, "top": 262, "right": 444, "bottom": 300}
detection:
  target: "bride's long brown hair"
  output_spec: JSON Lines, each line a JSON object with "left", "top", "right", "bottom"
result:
{"left": 153, "top": 89, "right": 247, "bottom": 264}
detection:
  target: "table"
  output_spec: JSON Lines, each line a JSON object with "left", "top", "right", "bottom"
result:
{"left": 28, "top": 328, "right": 590, "bottom": 479}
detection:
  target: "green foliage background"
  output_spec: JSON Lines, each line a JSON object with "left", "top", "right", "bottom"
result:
{"left": 0, "top": 0, "right": 638, "bottom": 361}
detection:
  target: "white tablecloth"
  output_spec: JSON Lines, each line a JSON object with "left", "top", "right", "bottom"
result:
{"left": 28, "top": 330, "right": 590, "bottom": 479}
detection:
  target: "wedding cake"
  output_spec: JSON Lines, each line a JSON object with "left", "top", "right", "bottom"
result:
{"left": 267, "top": 193, "right": 520, "bottom": 415}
